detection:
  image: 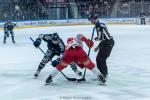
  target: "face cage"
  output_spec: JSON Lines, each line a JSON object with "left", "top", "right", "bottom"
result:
{"left": 52, "top": 39, "right": 60, "bottom": 44}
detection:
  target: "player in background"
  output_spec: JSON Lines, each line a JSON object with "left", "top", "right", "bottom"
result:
{"left": 45, "top": 34, "right": 106, "bottom": 84}
{"left": 33, "top": 33, "right": 82, "bottom": 78}
{"left": 3, "top": 20, "right": 16, "bottom": 44}
{"left": 88, "top": 14, "right": 115, "bottom": 78}
{"left": 140, "top": 12, "right": 146, "bottom": 25}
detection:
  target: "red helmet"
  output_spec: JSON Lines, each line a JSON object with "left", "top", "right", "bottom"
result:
{"left": 67, "top": 38, "right": 73, "bottom": 44}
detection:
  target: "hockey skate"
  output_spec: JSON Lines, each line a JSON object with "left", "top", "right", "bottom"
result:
{"left": 3, "top": 40, "right": 6, "bottom": 44}
{"left": 103, "top": 73, "right": 108, "bottom": 79}
{"left": 45, "top": 75, "right": 53, "bottom": 85}
{"left": 98, "top": 74, "right": 106, "bottom": 83}
{"left": 34, "top": 70, "right": 40, "bottom": 78}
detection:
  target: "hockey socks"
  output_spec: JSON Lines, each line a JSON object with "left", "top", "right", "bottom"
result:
{"left": 45, "top": 68, "right": 59, "bottom": 84}
{"left": 91, "top": 67, "right": 106, "bottom": 83}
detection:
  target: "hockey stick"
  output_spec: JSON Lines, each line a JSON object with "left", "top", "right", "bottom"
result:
{"left": 77, "top": 27, "right": 95, "bottom": 82}
{"left": 29, "top": 37, "right": 76, "bottom": 81}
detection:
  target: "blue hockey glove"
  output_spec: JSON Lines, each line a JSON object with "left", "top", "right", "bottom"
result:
{"left": 51, "top": 58, "right": 60, "bottom": 67}
{"left": 34, "top": 38, "right": 41, "bottom": 48}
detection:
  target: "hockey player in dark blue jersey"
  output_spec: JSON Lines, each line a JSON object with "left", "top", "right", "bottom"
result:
{"left": 33, "top": 32, "right": 82, "bottom": 78}
{"left": 3, "top": 20, "right": 16, "bottom": 44}
{"left": 88, "top": 14, "right": 115, "bottom": 78}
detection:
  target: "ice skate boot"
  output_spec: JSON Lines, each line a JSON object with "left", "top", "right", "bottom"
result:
{"left": 98, "top": 74, "right": 106, "bottom": 83}
{"left": 34, "top": 70, "right": 40, "bottom": 78}
{"left": 45, "top": 75, "right": 53, "bottom": 85}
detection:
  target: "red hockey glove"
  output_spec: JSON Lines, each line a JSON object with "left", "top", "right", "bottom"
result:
{"left": 81, "top": 36, "right": 94, "bottom": 48}
{"left": 86, "top": 39, "right": 94, "bottom": 48}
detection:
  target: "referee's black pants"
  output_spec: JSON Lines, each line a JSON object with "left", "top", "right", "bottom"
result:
{"left": 96, "top": 38, "right": 114, "bottom": 78}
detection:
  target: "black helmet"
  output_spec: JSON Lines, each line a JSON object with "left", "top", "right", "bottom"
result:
{"left": 52, "top": 33, "right": 60, "bottom": 44}
{"left": 88, "top": 14, "right": 98, "bottom": 21}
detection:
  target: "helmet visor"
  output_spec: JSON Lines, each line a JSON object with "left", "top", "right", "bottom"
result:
{"left": 52, "top": 38, "right": 60, "bottom": 44}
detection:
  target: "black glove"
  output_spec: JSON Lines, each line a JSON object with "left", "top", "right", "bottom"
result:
{"left": 34, "top": 38, "right": 41, "bottom": 47}
{"left": 51, "top": 58, "right": 60, "bottom": 67}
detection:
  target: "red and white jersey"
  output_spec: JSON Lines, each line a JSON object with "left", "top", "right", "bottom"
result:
{"left": 66, "top": 34, "right": 84, "bottom": 50}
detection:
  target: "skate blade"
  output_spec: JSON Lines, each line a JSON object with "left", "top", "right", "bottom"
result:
{"left": 44, "top": 82, "right": 53, "bottom": 86}
{"left": 99, "top": 83, "right": 107, "bottom": 86}
{"left": 45, "top": 83, "right": 50, "bottom": 85}
{"left": 34, "top": 76, "right": 38, "bottom": 79}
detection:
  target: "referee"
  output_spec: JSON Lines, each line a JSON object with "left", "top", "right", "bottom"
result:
{"left": 88, "top": 14, "right": 115, "bottom": 78}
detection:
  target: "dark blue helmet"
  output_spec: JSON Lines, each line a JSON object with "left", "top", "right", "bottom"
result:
{"left": 52, "top": 33, "right": 60, "bottom": 44}
{"left": 88, "top": 14, "right": 98, "bottom": 21}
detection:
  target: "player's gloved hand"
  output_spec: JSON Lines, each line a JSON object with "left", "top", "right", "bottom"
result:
{"left": 86, "top": 39, "right": 94, "bottom": 48}
{"left": 51, "top": 58, "right": 60, "bottom": 67}
{"left": 34, "top": 38, "right": 41, "bottom": 48}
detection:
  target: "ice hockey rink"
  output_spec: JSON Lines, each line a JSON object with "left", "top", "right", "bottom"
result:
{"left": 0, "top": 25, "right": 150, "bottom": 100}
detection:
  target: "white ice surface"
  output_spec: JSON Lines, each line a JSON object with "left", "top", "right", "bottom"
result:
{"left": 0, "top": 25, "right": 150, "bottom": 100}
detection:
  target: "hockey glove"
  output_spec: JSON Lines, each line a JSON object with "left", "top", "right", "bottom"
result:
{"left": 51, "top": 58, "right": 61, "bottom": 67}
{"left": 86, "top": 39, "right": 94, "bottom": 48}
{"left": 34, "top": 38, "right": 41, "bottom": 48}
{"left": 81, "top": 36, "right": 94, "bottom": 48}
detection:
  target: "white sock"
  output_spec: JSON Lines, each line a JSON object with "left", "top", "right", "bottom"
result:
{"left": 91, "top": 67, "right": 101, "bottom": 76}
{"left": 51, "top": 68, "right": 59, "bottom": 77}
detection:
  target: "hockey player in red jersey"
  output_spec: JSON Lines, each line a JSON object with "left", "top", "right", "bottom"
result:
{"left": 45, "top": 34, "right": 106, "bottom": 84}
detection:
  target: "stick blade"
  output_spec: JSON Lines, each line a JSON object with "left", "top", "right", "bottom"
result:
{"left": 67, "top": 78, "right": 77, "bottom": 81}
{"left": 76, "top": 78, "right": 86, "bottom": 82}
